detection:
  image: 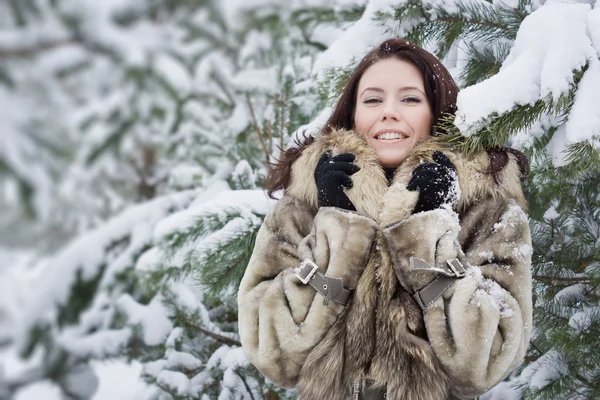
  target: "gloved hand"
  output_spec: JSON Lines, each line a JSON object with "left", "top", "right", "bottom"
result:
{"left": 407, "top": 151, "right": 459, "bottom": 214}
{"left": 314, "top": 152, "right": 360, "bottom": 211}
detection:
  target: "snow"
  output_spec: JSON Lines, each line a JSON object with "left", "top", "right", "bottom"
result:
{"left": 569, "top": 307, "right": 600, "bottom": 334}
{"left": 232, "top": 67, "right": 279, "bottom": 94}
{"left": 157, "top": 370, "right": 192, "bottom": 396}
{"left": 91, "top": 359, "right": 157, "bottom": 400}
{"left": 465, "top": 264, "right": 515, "bottom": 318}
{"left": 589, "top": 7, "right": 600, "bottom": 55}
{"left": 562, "top": 58, "right": 600, "bottom": 146}
{"left": 154, "top": 188, "right": 273, "bottom": 244}
{"left": 543, "top": 204, "right": 560, "bottom": 220}
{"left": 165, "top": 349, "right": 203, "bottom": 370}
{"left": 312, "top": 0, "right": 396, "bottom": 80}
{"left": 492, "top": 202, "right": 528, "bottom": 233}
{"left": 168, "top": 283, "right": 240, "bottom": 344}
{"left": 520, "top": 349, "right": 567, "bottom": 390}
{"left": 546, "top": 124, "right": 570, "bottom": 167}
{"left": 455, "top": 2, "right": 600, "bottom": 163}
{"left": 155, "top": 53, "right": 192, "bottom": 95}
{"left": 480, "top": 379, "right": 522, "bottom": 400}
{"left": 555, "top": 284, "right": 586, "bottom": 303}
{"left": 166, "top": 327, "right": 184, "bottom": 348}
{"left": 59, "top": 328, "right": 133, "bottom": 358}
{"left": 61, "top": 364, "right": 100, "bottom": 399}
{"left": 116, "top": 295, "right": 174, "bottom": 346}
{"left": 16, "top": 190, "right": 195, "bottom": 328}
{"left": 13, "top": 380, "right": 63, "bottom": 400}
{"left": 482, "top": 281, "right": 515, "bottom": 318}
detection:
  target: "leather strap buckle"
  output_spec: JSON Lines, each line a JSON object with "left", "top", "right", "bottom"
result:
{"left": 446, "top": 258, "right": 465, "bottom": 278}
{"left": 410, "top": 257, "right": 466, "bottom": 310}
{"left": 294, "top": 259, "right": 352, "bottom": 306}
{"left": 295, "top": 259, "right": 319, "bottom": 284}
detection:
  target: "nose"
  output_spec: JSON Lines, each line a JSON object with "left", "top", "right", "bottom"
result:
{"left": 380, "top": 103, "right": 400, "bottom": 122}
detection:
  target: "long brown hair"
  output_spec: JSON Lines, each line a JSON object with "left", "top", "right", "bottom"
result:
{"left": 267, "top": 38, "right": 526, "bottom": 197}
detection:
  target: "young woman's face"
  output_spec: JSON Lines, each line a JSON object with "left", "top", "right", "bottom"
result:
{"left": 354, "top": 58, "right": 433, "bottom": 168}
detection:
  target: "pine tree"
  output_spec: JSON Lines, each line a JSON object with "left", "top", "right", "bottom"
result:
{"left": 1, "top": 0, "right": 362, "bottom": 398}
{"left": 124, "top": 2, "right": 367, "bottom": 398}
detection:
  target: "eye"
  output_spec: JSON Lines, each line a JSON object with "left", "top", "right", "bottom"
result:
{"left": 402, "top": 96, "right": 422, "bottom": 103}
{"left": 363, "top": 98, "right": 382, "bottom": 104}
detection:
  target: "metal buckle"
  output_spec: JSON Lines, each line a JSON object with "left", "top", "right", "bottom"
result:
{"left": 446, "top": 259, "right": 465, "bottom": 278}
{"left": 295, "top": 259, "right": 319, "bottom": 284}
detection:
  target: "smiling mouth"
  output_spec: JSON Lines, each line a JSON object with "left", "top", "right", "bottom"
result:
{"left": 374, "top": 132, "right": 409, "bottom": 140}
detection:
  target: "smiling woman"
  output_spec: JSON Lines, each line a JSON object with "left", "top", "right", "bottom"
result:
{"left": 354, "top": 59, "right": 433, "bottom": 167}
{"left": 238, "top": 38, "right": 533, "bottom": 400}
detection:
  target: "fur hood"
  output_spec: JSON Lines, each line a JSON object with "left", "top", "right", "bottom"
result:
{"left": 286, "top": 129, "right": 526, "bottom": 222}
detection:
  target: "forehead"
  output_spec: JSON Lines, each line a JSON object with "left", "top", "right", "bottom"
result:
{"left": 358, "top": 58, "right": 425, "bottom": 91}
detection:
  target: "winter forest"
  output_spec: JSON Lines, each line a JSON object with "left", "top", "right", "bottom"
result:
{"left": 0, "top": 0, "right": 599, "bottom": 399}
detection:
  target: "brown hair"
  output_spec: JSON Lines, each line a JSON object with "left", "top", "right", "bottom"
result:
{"left": 267, "top": 38, "right": 526, "bottom": 197}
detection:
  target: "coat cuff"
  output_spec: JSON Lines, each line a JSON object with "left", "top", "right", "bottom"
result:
{"left": 382, "top": 207, "right": 463, "bottom": 293}
{"left": 298, "top": 206, "right": 378, "bottom": 291}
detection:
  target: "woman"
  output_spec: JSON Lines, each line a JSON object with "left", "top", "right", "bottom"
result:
{"left": 238, "top": 38, "right": 532, "bottom": 400}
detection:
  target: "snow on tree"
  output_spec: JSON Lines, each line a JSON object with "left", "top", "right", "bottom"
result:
{"left": 1, "top": 0, "right": 361, "bottom": 398}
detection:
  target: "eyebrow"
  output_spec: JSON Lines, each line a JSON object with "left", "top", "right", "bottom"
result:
{"left": 360, "top": 86, "right": 425, "bottom": 96}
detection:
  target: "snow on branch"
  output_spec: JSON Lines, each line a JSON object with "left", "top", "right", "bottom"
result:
{"left": 454, "top": 2, "right": 600, "bottom": 166}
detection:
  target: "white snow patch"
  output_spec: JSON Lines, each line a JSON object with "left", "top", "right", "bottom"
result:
{"left": 455, "top": 3, "right": 596, "bottom": 141}
{"left": 480, "top": 378, "right": 522, "bottom": 400}
{"left": 312, "top": 0, "right": 396, "bottom": 79}
{"left": 569, "top": 307, "right": 600, "bottom": 334}
{"left": 165, "top": 348, "right": 203, "bottom": 370}
{"left": 232, "top": 67, "right": 278, "bottom": 94}
{"left": 15, "top": 190, "right": 197, "bottom": 350}
{"left": 157, "top": 370, "right": 192, "bottom": 396}
{"left": 543, "top": 204, "right": 560, "bottom": 220}
{"left": 478, "top": 250, "right": 494, "bottom": 263}
{"left": 492, "top": 202, "right": 528, "bottom": 233}
{"left": 520, "top": 349, "right": 567, "bottom": 390}
{"left": 91, "top": 359, "right": 157, "bottom": 400}
{"left": 555, "top": 284, "right": 586, "bottom": 303}
{"left": 13, "top": 380, "right": 63, "bottom": 400}
{"left": 116, "top": 294, "right": 174, "bottom": 346}
{"left": 59, "top": 328, "right": 133, "bottom": 358}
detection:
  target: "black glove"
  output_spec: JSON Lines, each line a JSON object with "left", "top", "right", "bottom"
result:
{"left": 406, "top": 151, "right": 458, "bottom": 214}
{"left": 314, "top": 152, "right": 360, "bottom": 211}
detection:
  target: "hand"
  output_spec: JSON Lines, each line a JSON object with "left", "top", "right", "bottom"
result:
{"left": 314, "top": 152, "right": 360, "bottom": 211}
{"left": 406, "top": 151, "right": 459, "bottom": 214}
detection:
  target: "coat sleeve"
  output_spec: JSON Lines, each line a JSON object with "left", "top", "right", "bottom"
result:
{"left": 382, "top": 196, "right": 532, "bottom": 398}
{"left": 237, "top": 196, "right": 377, "bottom": 387}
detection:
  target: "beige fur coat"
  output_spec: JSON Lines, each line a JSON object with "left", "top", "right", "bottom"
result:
{"left": 238, "top": 130, "right": 532, "bottom": 399}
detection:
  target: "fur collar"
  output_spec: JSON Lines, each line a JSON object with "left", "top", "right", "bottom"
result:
{"left": 285, "top": 129, "right": 526, "bottom": 222}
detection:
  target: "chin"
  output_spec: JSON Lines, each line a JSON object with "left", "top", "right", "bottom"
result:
{"left": 377, "top": 153, "right": 408, "bottom": 168}
{"left": 379, "top": 159, "right": 405, "bottom": 168}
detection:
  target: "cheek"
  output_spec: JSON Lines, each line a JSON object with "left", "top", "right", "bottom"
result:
{"left": 413, "top": 109, "right": 433, "bottom": 139}
{"left": 354, "top": 107, "right": 374, "bottom": 136}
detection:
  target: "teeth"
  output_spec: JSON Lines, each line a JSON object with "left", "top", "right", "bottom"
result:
{"left": 376, "top": 132, "right": 407, "bottom": 140}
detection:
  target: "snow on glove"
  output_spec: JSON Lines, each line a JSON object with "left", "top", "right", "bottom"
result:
{"left": 406, "top": 151, "right": 459, "bottom": 214}
{"left": 314, "top": 152, "right": 360, "bottom": 211}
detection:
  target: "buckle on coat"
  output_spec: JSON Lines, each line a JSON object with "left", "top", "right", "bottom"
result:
{"left": 411, "top": 257, "right": 466, "bottom": 310}
{"left": 446, "top": 258, "right": 465, "bottom": 278}
{"left": 295, "top": 259, "right": 319, "bottom": 284}
{"left": 410, "top": 257, "right": 466, "bottom": 278}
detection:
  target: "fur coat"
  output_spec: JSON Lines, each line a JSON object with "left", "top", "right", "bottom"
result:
{"left": 238, "top": 129, "right": 533, "bottom": 400}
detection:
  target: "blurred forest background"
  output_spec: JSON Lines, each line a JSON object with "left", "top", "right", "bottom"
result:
{"left": 0, "top": 0, "right": 599, "bottom": 399}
